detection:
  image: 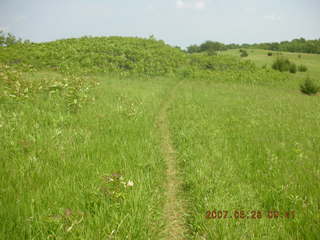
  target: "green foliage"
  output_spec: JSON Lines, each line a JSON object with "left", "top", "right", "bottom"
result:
{"left": 0, "top": 64, "right": 98, "bottom": 112}
{"left": 298, "top": 64, "right": 308, "bottom": 72}
{"left": 187, "top": 37, "right": 320, "bottom": 55}
{"left": 240, "top": 49, "right": 248, "bottom": 57}
{"left": 247, "top": 37, "right": 320, "bottom": 54}
{"left": 289, "top": 62, "right": 297, "bottom": 73}
{"left": 0, "top": 36, "right": 293, "bottom": 114}
{"left": 188, "top": 54, "right": 255, "bottom": 72}
{"left": 300, "top": 77, "right": 319, "bottom": 95}
{"left": 0, "top": 31, "right": 5, "bottom": 46}
{"left": 0, "top": 36, "right": 187, "bottom": 76}
{"left": 187, "top": 44, "right": 201, "bottom": 53}
{"left": 0, "top": 31, "right": 24, "bottom": 47}
{"left": 272, "top": 57, "right": 297, "bottom": 73}
{"left": 206, "top": 49, "right": 218, "bottom": 56}
{"left": 0, "top": 36, "right": 272, "bottom": 79}
{"left": 268, "top": 52, "right": 273, "bottom": 56}
{"left": 200, "top": 41, "right": 226, "bottom": 52}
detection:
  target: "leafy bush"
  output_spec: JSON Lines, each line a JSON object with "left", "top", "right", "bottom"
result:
{"left": 272, "top": 57, "right": 290, "bottom": 72}
{"left": 268, "top": 52, "right": 273, "bottom": 56}
{"left": 289, "top": 63, "right": 297, "bottom": 73}
{"left": 239, "top": 49, "right": 248, "bottom": 57}
{"left": 272, "top": 57, "right": 297, "bottom": 73}
{"left": 298, "top": 64, "right": 308, "bottom": 72}
{"left": 300, "top": 77, "right": 319, "bottom": 95}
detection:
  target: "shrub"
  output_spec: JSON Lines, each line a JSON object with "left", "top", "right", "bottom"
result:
{"left": 298, "top": 64, "right": 308, "bottom": 72}
{"left": 300, "top": 77, "right": 319, "bottom": 95}
{"left": 272, "top": 57, "right": 297, "bottom": 73}
{"left": 289, "top": 63, "right": 297, "bottom": 73}
{"left": 240, "top": 49, "right": 248, "bottom": 57}
{"left": 268, "top": 52, "right": 273, "bottom": 56}
{"left": 272, "top": 57, "right": 291, "bottom": 72}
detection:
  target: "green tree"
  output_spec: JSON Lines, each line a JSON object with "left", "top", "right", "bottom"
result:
{"left": 200, "top": 41, "right": 225, "bottom": 52}
{"left": 187, "top": 44, "right": 201, "bottom": 53}
{"left": 0, "top": 31, "right": 5, "bottom": 46}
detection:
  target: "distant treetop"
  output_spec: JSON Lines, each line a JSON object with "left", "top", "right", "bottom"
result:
{"left": 186, "top": 38, "right": 320, "bottom": 54}
{"left": 0, "top": 31, "right": 31, "bottom": 47}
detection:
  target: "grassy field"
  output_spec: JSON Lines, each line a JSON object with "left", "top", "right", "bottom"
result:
{"left": 0, "top": 72, "right": 180, "bottom": 239}
{"left": 169, "top": 80, "right": 320, "bottom": 239}
{"left": 223, "top": 48, "right": 320, "bottom": 81}
{"left": 1, "top": 38, "right": 320, "bottom": 239}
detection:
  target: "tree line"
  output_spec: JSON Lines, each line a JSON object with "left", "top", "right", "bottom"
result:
{"left": 0, "top": 31, "right": 31, "bottom": 47}
{"left": 187, "top": 38, "right": 320, "bottom": 54}
{"left": 2, "top": 31, "right": 319, "bottom": 55}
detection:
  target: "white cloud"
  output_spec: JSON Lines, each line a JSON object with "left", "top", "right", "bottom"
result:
{"left": 176, "top": 0, "right": 207, "bottom": 10}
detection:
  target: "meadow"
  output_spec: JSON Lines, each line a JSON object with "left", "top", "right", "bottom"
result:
{"left": 0, "top": 37, "right": 319, "bottom": 239}
{"left": 223, "top": 48, "right": 320, "bottom": 81}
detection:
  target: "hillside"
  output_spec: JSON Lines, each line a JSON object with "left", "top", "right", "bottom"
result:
{"left": 0, "top": 36, "right": 288, "bottom": 83}
{"left": 0, "top": 36, "right": 258, "bottom": 76}
{"left": 0, "top": 36, "right": 188, "bottom": 75}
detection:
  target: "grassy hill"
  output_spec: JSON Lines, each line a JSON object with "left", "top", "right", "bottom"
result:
{"left": 0, "top": 36, "right": 287, "bottom": 78}
{"left": 0, "top": 36, "right": 187, "bottom": 75}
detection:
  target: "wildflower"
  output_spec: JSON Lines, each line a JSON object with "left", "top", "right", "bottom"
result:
{"left": 127, "top": 180, "right": 134, "bottom": 187}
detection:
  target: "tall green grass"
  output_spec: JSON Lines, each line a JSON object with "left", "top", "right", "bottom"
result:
{"left": 1, "top": 36, "right": 319, "bottom": 239}
{"left": 168, "top": 80, "right": 320, "bottom": 239}
{"left": 0, "top": 72, "right": 178, "bottom": 239}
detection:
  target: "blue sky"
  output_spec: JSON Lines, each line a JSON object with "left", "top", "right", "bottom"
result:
{"left": 0, "top": 0, "right": 319, "bottom": 48}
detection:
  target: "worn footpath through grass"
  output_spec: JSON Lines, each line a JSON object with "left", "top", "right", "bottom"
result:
{"left": 157, "top": 81, "right": 187, "bottom": 239}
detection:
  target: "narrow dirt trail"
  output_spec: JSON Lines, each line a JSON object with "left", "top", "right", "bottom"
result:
{"left": 157, "top": 83, "right": 187, "bottom": 240}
